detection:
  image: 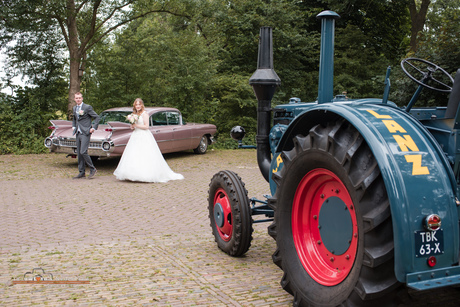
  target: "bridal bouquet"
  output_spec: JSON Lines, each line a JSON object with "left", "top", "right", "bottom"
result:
{"left": 126, "top": 113, "right": 139, "bottom": 124}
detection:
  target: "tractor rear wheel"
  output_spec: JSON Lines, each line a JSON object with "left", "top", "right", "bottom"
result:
{"left": 268, "top": 120, "right": 400, "bottom": 306}
{"left": 208, "top": 170, "right": 253, "bottom": 256}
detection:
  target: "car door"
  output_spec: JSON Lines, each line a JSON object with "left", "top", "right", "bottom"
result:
{"left": 149, "top": 111, "right": 175, "bottom": 153}
{"left": 168, "top": 111, "right": 192, "bottom": 151}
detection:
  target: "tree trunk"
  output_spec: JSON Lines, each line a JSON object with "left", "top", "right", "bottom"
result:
{"left": 408, "top": 0, "right": 431, "bottom": 53}
{"left": 68, "top": 51, "right": 82, "bottom": 116}
{"left": 66, "top": 0, "right": 82, "bottom": 116}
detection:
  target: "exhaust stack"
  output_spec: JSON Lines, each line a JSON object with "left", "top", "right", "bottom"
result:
{"left": 249, "top": 27, "right": 281, "bottom": 182}
{"left": 317, "top": 11, "right": 340, "bottom": 104}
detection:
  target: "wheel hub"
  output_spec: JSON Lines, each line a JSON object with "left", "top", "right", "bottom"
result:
{"left": 213, "top": 188, "right": 233, "bottom": 242}
{"left": 318, "top": 196, "right": 353, "bottom": 255}
{"left": 214, "top": 203, "right": 225, "bottom": 227}
{"left": 292, "top": 169, "right": 358, "bottom": 286}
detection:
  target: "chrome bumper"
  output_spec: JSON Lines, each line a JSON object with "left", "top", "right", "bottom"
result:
{"left": 44, "top": 137, "right": 116, "bottom": 157}
{"left": 209, "top": 136, "right": 216, "bottom": 145}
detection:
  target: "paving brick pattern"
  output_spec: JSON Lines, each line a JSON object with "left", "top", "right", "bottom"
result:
{"left": 1, "top": 150, "right": 459, "bottom": 306}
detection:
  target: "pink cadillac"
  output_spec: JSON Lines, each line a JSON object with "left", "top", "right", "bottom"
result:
{"left": 44, "top": 107, "right": 216, "bottom": 159}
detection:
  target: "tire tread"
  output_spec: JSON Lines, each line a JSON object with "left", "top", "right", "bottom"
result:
{"left": 270, "top": 120, "right": 399, "bottom": 306}
{"left": 208, "top": 170, "right": 253, "bottom": 256}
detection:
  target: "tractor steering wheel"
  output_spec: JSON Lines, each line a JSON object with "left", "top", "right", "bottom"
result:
{"left": 401, "top": 58, "right": 454, "bottom": 93}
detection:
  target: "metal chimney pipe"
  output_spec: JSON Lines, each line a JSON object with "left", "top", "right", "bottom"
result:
{"left": 249, "top": 27, "right": 281, "bottom": 182}
{"left": 317, "top": 11, "right": 340, "bottom": 104}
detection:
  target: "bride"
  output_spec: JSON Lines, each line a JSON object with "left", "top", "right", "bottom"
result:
{"left": 113, "top": 98, "right": 184, "bottom": 183}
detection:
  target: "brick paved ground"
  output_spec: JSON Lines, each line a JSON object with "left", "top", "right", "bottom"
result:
{"left": 1, "top": 150, "right": 460, "bottom": 306}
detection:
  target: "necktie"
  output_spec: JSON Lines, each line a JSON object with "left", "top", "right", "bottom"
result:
{"left": 76, "top": 105, "right": 81, "bottom": 133}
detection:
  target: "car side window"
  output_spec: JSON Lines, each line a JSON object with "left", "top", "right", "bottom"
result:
{"left": 150, "top": 112, "right": 167, "bottom": 126}
{"left": 167, "top": 112, "right": 180, "bottom": 125}
{"left": 99, "top": 111, "right": 131, "bottom": 124}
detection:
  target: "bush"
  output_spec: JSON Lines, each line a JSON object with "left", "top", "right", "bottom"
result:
{"left": 0, "top": 89, "right": 63, "bottom": 155}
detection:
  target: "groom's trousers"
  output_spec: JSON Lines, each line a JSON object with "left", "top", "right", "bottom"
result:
{"left": 76, "top": 132, "right": 96, "bottom": 174}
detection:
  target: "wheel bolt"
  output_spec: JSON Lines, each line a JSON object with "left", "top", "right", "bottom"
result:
{"left": 317, "top": 240, "right": 321, "bottom": 245}
{"left": 320, "top": 194, "right": 325, "bottom": 198}
{"left": 335, "top": 189, "right": 340, "bottom": 193}
{"left": 313, "top": 215, "right": 317, "bottom": 220}
{"left": 330, "top": 257, "right": 335, "bottom": 262}
{"left": 354, "top": 233, "right": 358, "bottom": 238}
{"left": 346, "top": 254, "right": 350, "bottom": 260}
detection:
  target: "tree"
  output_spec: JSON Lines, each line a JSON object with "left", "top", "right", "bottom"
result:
{"left": 86, "top": 12, "right": 218, "bottom": 119}
{"left": 408, "top": 0, "right": 431, "bottom": 53}
{"left": 195, "top": 0, "right": 312, "bottom": 103}
{"left": 417, "top": 0, "right": 460, "bottom": 71}
{"left": 293, "top": 0, "right": 411, "bottom": 101}
{"left": 392, "top": 0, "right": 460, "bottom": 107}
{"left": 85, "top": 0, "right": 311, "bottom": 139}
{"left": 0, "top": 0, "right": 189, "bottom": 114}
{"left": 301, "top": 0, "right": 411, "bottom": 62}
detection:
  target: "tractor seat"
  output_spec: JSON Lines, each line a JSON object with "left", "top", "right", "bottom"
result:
{"left": 444, "top": 69, "right": 460, "bottom": 119}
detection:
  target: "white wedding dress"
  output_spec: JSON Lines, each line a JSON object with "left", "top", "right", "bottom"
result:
{"left": 113, "top": 112, "right": 184, "bottom": 183}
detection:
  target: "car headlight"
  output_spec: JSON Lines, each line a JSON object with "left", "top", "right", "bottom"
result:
{"left": 44, "top": 138, "right": 53, "bottom": 147}
{"left": 102, "top": 141, "right": 111, "bottom": 151}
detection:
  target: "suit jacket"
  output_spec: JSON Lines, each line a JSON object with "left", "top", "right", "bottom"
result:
{"left": 72, "top": 103, "right": 101, "bottom": 136}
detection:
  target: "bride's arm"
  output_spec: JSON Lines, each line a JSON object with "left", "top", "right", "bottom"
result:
{"left": 133, "top": 112, "right": 149, "bottom": 130}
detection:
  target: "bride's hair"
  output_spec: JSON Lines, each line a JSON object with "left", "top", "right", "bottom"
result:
{"left": 132, "top": 98, "right": 145, "bottom": 114}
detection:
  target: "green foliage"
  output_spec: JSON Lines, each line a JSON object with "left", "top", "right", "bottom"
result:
{"left": 0, "top": 0, "right": 68, "bottom": 155}
{"left": 85, "top": 0, "right": 313, "bottom": 138}
{"left": 85, "top": 13, "right": 217, "bottom": 120}
{"left": 207, "top": 73, "right": 257, "bottom": 142}
{"left": 417, "top": 0, "right": 460, "bottom": 71}
{"left": 203, "top": 0, "right": 314, "bottom": 104}
{"left": 326, "top": 0, "right": 410, "bottom": 62}
{"left": 334, "top": 25, "right": 391, "bottom": 99}
{"left": 391, "top": 0, "right": 460, "bottom": 107}
{"left": 0, "top": 86, "right": 63, "bottom": 154}
{"left": 4, "top": 0, "right": 459, "bottom": 154}
{"left": 289, "top": 0, "right": 413, "bottom": 105}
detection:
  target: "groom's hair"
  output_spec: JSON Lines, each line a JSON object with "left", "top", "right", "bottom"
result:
{"left": 75, "top": 92, "right": 82, "bottom": 96}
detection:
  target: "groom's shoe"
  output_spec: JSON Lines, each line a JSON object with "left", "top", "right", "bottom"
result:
{"left": 88, "top": 169, "right": 97, "bottom": 179}
{"left": 73, "top": 173, "right": 85, "bottom": 179}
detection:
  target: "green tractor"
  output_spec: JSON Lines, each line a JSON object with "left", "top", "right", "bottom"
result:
{"left": 208, "top": 10, "right": 460, "bottom": 306}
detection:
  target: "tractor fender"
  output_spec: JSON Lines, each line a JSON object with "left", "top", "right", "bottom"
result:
{"left": 270, "top": 101, "right": 459, "bottom": 283}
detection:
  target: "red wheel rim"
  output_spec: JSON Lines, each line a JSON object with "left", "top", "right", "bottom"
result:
{"left": 214, "top": 188, "right": 233, "bottom": 241}
{"left": 292, "top": 169, "right": 358, "bottom": 286}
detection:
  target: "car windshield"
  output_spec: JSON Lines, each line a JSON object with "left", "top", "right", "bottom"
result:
{"left": 99, "top": 111, "right": 132, "bottom": 124}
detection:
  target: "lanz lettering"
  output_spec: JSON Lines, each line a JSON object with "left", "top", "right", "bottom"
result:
{"left": 367, "top": 110, "right": 430, "bottom": 175}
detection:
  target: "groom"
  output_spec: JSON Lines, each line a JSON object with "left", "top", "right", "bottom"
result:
{"left": 72, "top": 92, "right": 100, "bottom": 179}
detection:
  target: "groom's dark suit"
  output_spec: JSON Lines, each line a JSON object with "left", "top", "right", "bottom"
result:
{"left": 72, "top": 102, "right": 100, "bottom": 177}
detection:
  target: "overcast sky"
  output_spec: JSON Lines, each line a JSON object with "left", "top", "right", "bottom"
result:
{"left": 1, "top": 50, "right": 27, "bottom": 94}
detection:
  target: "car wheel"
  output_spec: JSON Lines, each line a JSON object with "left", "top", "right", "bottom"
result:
{"left": 208, "top": 170, "right": 253, "bottom": 256}
{"left": 268, "top": 119, "right": 399, "bottom": 306}
{"left": 194, "top": 136, "right": 208, "bottom": 154}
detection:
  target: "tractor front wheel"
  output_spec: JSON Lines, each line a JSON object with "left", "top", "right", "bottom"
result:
{"left": 268, "top": 120, "right": 400, "bottom": 306}
{"left": 208, "top": 170, "right": 253, "bottom": 256}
